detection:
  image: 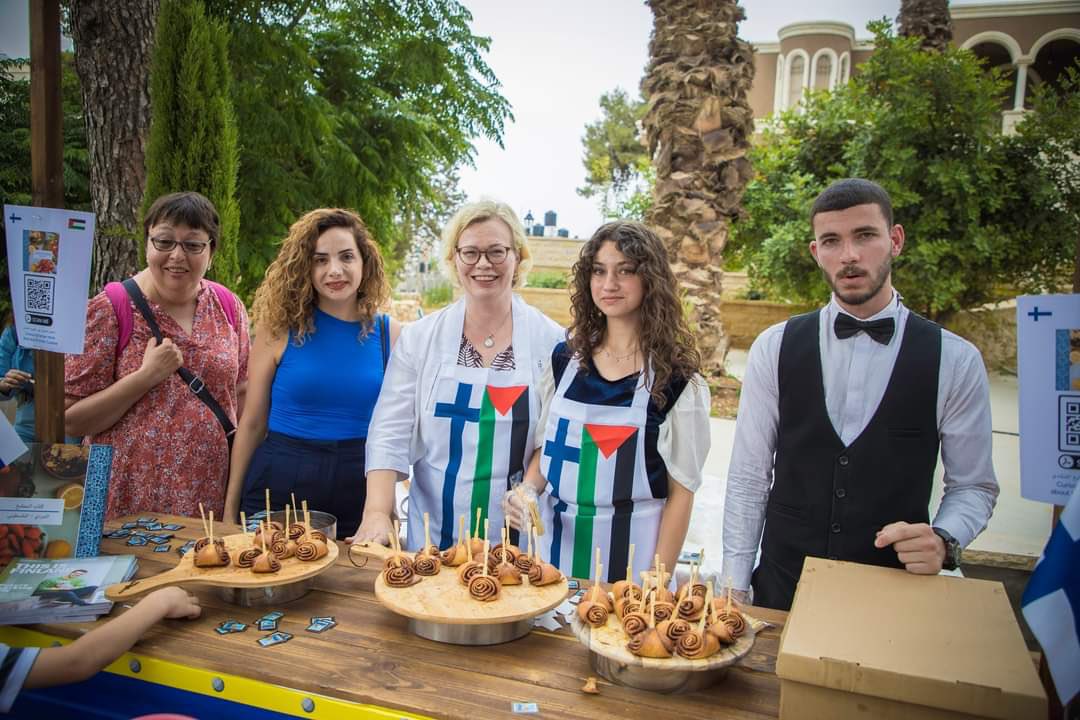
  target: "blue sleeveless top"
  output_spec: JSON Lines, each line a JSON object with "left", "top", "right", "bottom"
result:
{"left": 268, "top": 309, "right": 386, "bottom": 440}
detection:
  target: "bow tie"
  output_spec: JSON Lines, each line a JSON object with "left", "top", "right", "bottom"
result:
{"left": 834, "top": 313, "right": 895, "bottom": 344}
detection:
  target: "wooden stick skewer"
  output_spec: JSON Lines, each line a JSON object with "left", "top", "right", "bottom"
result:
{"left": 265, "top": 489, "right": 271, "bottom": 527}
{"left": 501, "top": 528, "right": 509, "bottom": 565}
{"left": 423, "top": 512, "right": 433, "bottom": 554}
{"left": 474, "top": 507, "right": 482, "bottom": 540}
{"left": 240, "top": 511, "right": 248, "bottom": 539}
{"left": 626, "top": 543, "right": 635, "bottom": 585}
{"left": 198, "top": 502, "right": 209, "bottom": 538}
{"left": 482, "top": 539, "right": 490, "bottom": 577}
{"left": 699, "top": 583, "right": 714, "bottom": 633}
{"left": 209, "top": 511, "right": 214, "bottom": 546}
{"left": 595, "top": 562, "right": 603, "bottom": 604}
{"left": 391, "top": 519, "right": 401, "bottom": 554}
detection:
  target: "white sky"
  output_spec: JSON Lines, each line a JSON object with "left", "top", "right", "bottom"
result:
{"left": 0, "top": 0, "right": 1021, "bottom": 239}
{"left": 458, "top": 0, "right": 1018, "bottom": 238}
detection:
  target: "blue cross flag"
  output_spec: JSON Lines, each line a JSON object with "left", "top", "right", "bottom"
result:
{"left": 1022, "top": 487, "right": 1080, "bottom": 705}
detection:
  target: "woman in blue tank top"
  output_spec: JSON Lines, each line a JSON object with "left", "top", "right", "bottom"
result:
{"left": 224, "top": 208, "right": 401, "bottom": 538}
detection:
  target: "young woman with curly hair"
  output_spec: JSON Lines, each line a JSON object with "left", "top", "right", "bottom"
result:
{"left": 504, "top": 221, "right": 711, "bottom": 583}
{"left": 224, "top": 208, "right": 400, "bottom": 538}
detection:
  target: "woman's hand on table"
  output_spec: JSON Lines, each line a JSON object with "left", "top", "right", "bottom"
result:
{"left": 139, "top": 337, "right": 184, "bottom": 385}
{"left": 347, "top": 510, "right": 393, "bottom": 546}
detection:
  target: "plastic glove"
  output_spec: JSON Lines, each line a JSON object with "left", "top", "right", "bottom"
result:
{"left": 502, "top": 484, "right": 538, "bottom": 531}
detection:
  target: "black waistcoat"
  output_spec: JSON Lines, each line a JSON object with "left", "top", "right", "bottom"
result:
{"left": 751, "top": 309, "right": 942, "bottom": 611}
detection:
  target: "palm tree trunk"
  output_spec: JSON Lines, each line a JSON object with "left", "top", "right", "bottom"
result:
{"left": 642, "top": 0, "right": 755, "bottom": 377}
{"left": 898, "top": 0, "right": 953, "bottom": 53}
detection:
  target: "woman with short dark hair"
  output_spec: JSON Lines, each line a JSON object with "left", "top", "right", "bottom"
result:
{"left": 65, "top": 191, "right": 250, "bottom": 519}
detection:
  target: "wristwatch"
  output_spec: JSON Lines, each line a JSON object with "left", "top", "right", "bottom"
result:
{"left": 932, "top": 527, "right": 961, "bottom": 571}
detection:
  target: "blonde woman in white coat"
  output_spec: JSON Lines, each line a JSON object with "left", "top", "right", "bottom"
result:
{"left": 349, "top": 200, "right": 563, "bottom": 551}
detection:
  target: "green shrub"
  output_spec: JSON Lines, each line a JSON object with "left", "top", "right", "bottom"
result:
{"left": 528, "top": 271, "right": 569, "bottom": 289}
{"left": 421, "top": 283, "right": 454, "bottom": 308}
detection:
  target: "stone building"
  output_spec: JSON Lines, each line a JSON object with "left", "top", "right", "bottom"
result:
{"left": 747, "top": 0, "right": 1080, "bottom": 133}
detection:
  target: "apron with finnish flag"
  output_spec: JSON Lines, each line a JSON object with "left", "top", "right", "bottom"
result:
{"left": 539, "top": 353, "right": 665, "bottom": 583}
{"left": 410, "top": 301, "right": 537, "bottom": 551}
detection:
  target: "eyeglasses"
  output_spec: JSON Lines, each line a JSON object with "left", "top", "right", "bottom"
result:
{"left": 149, "top": 236, "right": 211, "bottom": 255}
{"left": 456, "top": 245, "right": 513, "bottom": 265}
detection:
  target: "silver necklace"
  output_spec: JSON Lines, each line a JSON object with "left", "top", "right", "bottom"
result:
{"left": 473, "top": 309, "right": 512, "bottom": 348}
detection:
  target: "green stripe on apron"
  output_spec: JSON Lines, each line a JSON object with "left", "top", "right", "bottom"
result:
{"left": 471, "top": 389, "right": 496, "bottom": 535}
{"left": 572, "top": 426, "right": 599, "bottom": 579}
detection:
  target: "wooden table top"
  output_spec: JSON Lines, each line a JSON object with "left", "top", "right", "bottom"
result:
{"left": 31, "top": 515, "right": 787, "bottom": 719}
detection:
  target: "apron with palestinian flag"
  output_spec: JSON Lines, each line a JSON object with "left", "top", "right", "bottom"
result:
{"left": 410, "top": 304, "right": 537, "bottom": 552}
{"left": 538, "top": 353, "right": 665, "bottom": 583}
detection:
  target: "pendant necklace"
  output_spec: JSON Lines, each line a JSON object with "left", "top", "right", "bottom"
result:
{"left": 474, "top": 308, "right": 512, "bottom": 348}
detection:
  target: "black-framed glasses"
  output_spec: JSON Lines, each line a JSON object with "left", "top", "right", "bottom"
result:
{"left": 149, "top": 236, "right": 211, "bottom": 255}
{"left": 456, "top": 245, "right": 513, "bottom": 265}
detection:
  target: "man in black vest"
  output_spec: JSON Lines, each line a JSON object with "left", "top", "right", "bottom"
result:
{"left": 721, "top": 178, "right": 999, "bottom": 611}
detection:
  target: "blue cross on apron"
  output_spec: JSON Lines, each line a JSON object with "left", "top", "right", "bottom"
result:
{"left": 543, "top": 417, "right": 580, "bottom": 493}
{"left": 434, "top": 382, "right": 482, "bottom": 541}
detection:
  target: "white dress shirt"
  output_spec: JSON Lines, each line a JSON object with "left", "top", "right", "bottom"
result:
{"left": 722, "top": 292, "right": 1000, "bottom": 591}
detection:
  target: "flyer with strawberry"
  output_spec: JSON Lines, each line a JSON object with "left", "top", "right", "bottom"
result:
{"left": 0, "top": 443, "right": 111, "bottom": 569}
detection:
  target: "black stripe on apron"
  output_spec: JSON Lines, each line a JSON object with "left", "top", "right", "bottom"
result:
{"left": 607, "top": 428, "right": 638, "bottom": 583}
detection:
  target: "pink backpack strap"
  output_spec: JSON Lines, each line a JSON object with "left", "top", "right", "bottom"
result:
{"left": 104, "top": 281, "right": 134, "bottom": 358}
{"left": 106, "top": 279, "right": 239, "bottom": 358}
{"left": 206, "top": 280, "right": 239, "bottom": 331}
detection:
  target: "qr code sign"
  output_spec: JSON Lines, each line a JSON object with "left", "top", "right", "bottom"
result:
{"left": 1061, "top": 395, "right": 1080, "bottom": 453}
{"left": 24, "top": 273, "right": 54, "bottom": 315}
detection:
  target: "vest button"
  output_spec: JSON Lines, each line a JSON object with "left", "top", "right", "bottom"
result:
{"left": 838, "top": 455, "right": 850, "bottom": 467}
{"left": 835, "top": 488, "right": 847, "bottom": 498}
{"left": 831, "top": 523, "right": 841, "bottom": 533}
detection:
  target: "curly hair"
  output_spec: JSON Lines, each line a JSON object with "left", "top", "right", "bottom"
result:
{"left": 250, "top": 208, "right": 390, "bottom": 342}
{"left": 567, "top": 221, "right": 702, "bottom": 408}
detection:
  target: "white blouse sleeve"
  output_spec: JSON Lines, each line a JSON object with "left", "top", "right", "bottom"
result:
{"left": 365, "top": 321, "right": 421, "bottom": 476}
{"left": 532, "top": 359, "right": 557, "bottom": 449}
{"left": 656, "top": 374, "right": 711, "bottom": 492}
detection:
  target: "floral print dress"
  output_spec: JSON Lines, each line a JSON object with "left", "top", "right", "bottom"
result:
{"left": 66, "top": 281, "right": 249, "bottom": 519}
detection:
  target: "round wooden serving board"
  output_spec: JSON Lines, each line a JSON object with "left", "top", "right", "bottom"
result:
{"left": 569, "top": 605, "right": 762, "bottom": 672}
{"left": 105, "top": 532, "right": 339, "bottom": 600}
{"left": 354, "top": 542, "right": 569, "bottom": 625}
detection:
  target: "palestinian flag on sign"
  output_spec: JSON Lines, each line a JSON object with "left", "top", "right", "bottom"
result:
{"left": 67, "top": 218, "right": 85, "bottom": 230}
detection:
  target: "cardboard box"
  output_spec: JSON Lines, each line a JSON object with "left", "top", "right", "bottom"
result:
{"left": 776, "top": 558, "right": 1047, "bottom": 720}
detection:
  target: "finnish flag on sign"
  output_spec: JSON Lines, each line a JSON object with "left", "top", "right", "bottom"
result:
{"left": 1022, "top": 488, "right": 1080, "bottom": 706}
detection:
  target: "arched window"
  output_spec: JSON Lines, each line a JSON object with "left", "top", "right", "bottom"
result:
{"left": 811, "top": 49, "right": 836, "bottom": 91}
{"left": 785, "top": 51, "right": 808, "bottom": 110}
{"left": 839, "top": 53, "right": 850, "bottom": 84}
{"left": 774, "top": 54, "right": 786, "bottom": 112}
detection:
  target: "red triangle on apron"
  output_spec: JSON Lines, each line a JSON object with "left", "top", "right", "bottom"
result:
{"left": 584, "top": 423, "right": 638, "bottom": 459}
{"left": 485, "top": 385, "right": 528, "bottom": 416}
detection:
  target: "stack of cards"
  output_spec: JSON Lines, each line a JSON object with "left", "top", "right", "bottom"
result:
{"left": 257, "top": 631, "right": 293, "bottom": 647}
{"left": 257, "top": 611, "right": 284, "bottom": 632}
{"left": 306, "top": 616, "right": 336, "bottom": 633}
{"left": 215, "top": 620, "right": 248, "bottom": 635}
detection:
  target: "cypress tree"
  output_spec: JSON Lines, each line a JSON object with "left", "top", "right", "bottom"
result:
{"left": 142, "top": 0, "right": 240, "bottom": 286}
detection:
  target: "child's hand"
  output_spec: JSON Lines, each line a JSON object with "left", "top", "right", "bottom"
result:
{"left": 143, "top": 587, "right": 202, "bottom": 620}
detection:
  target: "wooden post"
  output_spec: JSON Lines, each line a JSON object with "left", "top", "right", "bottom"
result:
{"left": 29, "top": 0, "right": 65, "bottom": 443}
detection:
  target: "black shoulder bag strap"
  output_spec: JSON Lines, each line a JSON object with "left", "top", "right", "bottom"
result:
{"left": 380, "top": 313, "right": 390, "bottom": 372}
{"left": 121, "top": 278, "right": 237, "bottom": 449}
